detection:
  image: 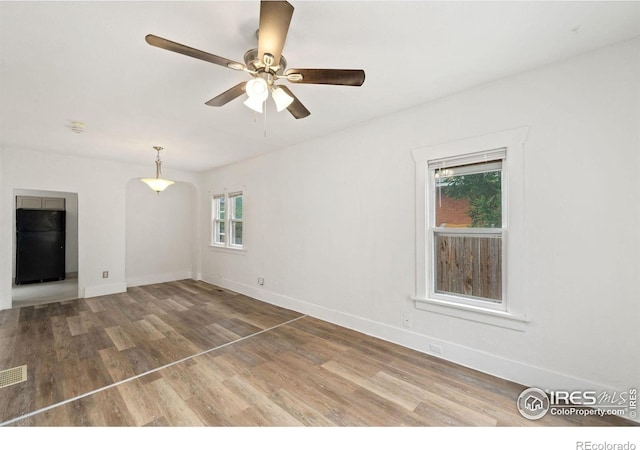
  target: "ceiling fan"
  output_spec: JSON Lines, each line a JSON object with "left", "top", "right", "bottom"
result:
{"left": 145, "top": 1, "right": 365, "bottom": 120}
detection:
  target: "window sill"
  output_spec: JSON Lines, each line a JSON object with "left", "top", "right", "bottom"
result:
{"left": 411, "top": 296, "right": 530, "bottom": 331}
{"left": 208, "top": 245, "right": 246, "bottom": 255}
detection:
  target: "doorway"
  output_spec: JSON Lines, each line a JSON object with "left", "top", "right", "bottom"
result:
{"left": 11, "top": 189, "right": 79, "bottom": 307}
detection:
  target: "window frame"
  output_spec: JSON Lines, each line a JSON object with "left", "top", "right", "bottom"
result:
{"left": 411, "top": 127, "right": 530, "bottom": 330}
{"left": 211, "top": 188, "right": 245, "bottom": 251}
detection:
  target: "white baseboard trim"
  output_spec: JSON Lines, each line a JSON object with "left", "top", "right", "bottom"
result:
{"left": 200, "top": 272, "right": 638, "bottom": 423}
{"left": 126, "top": 271, "right": 193, "bottom": 288}
{"left": 83, "top": 282, "right": 127, "bottom": 299}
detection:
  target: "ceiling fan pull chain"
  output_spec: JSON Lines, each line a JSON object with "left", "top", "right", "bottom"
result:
{"left": 264, "top": 101, "right": 268, "bottom": 138}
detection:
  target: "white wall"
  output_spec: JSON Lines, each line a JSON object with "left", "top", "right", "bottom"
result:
{"left": 12, "top": 189, "right": 79, "bottom": 278}
{"left": 199, "top": 38, "right": 640, "bottom": 397}
{"left": 0, "top": 150, "right": 5, "bottom": 303}
{"left": 125, "top": 178, "right": 196, "bottom": 287}
{"left": 0, "top": 149, "right": 200, "bottom": 310}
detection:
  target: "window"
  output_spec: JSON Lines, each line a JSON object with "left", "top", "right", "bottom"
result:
{"left": 228, "top": 193, "right": 243, "bottom": 247}
{"left": 430, "top": 154, "right": 504, "bottom": 307}
{"left": 212, "top": 195, "right": 226, "bottom": 245}
{"left": 211, "top": 191, "right": 244, "bottom": 249}
{"left": 411, "top": 127, "right": 529, "bottom": 330}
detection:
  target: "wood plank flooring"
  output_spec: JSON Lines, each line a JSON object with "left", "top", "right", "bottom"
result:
{"left": 0, "top": 280, "right": 634, "bottom": 426}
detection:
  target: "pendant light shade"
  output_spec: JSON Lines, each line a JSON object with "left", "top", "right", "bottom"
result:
{"left": 141, "top": 177, "right": 174, "bottom": 192}
{"left": 141, "top": 146, "right": 174, "bottom": 193}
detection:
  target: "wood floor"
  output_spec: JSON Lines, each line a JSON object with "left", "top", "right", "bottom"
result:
{"left": 0, "top": 280, "right": 633, "bottom": 426}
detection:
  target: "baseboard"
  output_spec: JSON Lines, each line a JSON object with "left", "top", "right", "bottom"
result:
{"left": 126, "top": 271, "right": 193, "bottom": 288}
{"left": 200, "top": 272, "right": 638, "bottom": 424}
{"left": 83, "top": 282, "right": 127, "bottom": 298}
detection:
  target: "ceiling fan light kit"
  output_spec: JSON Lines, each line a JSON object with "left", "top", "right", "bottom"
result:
{"left": 145, "top": 0, "right": 365, "bottom": 121}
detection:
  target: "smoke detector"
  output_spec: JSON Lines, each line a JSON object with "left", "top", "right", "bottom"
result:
{"left": 70, "top": 121, "right": 86, "bottom": 134}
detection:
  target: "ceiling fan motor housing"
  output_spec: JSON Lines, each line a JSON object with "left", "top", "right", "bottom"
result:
{"left": 244, "top": 48, "right": 287, "bottom": 76}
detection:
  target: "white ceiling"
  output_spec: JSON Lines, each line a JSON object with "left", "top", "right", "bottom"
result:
{"left": 1, "top": 1, "right": 639, "bottom": 172}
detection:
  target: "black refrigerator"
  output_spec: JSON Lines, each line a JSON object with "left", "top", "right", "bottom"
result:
{"left": 15, "top": 209, "right": 66, "bottom": 285}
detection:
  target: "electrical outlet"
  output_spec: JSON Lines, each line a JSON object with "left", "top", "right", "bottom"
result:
{"left": 102, "top": 271, "right": 109, "bottom": 279}
{"left": 429, "top": 343, "right": 443, "bottom": 355}
{"left": 258, "top": 277, "right": 264, "bottom": 286}
{"left": 402, "top": 312, "right": 411, "bottom": 328}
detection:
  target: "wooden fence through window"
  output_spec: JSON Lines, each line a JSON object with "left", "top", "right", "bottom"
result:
{"left": 434, "top": 233, "right": 502, "bottom": 301}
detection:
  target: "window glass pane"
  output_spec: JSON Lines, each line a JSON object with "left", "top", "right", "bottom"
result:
{"left": 435, "top": 163, "right": 501, "bottom": 228}
{"left": 217, "top": 197, "right": 226, "bottom": 220}
{"left": 215, "top": 221, "right": 225, "bottom": 244}
{"left": 232, "top": 195, "right": 243, "bottom": 220}
{"left": 231, "top": 221, "right": 243, "bottom": 246}
{"left": 434, "top": 233, "right": 502, "bottom": 302}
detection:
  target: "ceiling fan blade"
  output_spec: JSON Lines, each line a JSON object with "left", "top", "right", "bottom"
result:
{"left": 205, "top": 82, "right": 247, "bottom": 107}
{"left": 257, "top": 1, "right": 294, "bottom": 66}
{"left": 145, "top": 34, "right": 246, "bottom": 71}
{"left": 279, "top": 86, "right": 310, "bottom": 119}
{"left": 285, "top": 69, "right": 365, "bottom": 86}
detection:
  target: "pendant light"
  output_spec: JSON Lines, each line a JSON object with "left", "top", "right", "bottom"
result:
{"left": 141, "top": 146, "right": 174, "bottom": 193}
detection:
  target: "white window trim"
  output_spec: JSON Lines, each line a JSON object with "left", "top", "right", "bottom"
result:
{"left": 411, "top": 127, "right": 530, "bottom": 330}
{"left": 210, "top": 186, "right": 246, "bottom": 253}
